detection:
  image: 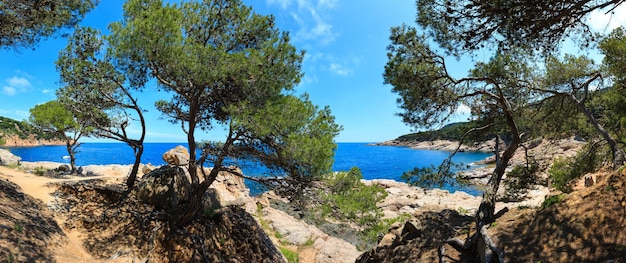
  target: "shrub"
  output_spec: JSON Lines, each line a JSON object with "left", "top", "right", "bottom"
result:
{"left": 361, "top": 213, "right": 412, "bottom": 247}
{"left": 319, "top": 167, "right": 387, "bottom": 226}
{"left": 541, "top": 194, "right": 566, "bottom": 209}
{"left": 34, "top": 167, "right": 46, "bottom": 177}
{"left": 548, "top": 143, "right": 603, "bottom": 193}
{"left": 279, "top": 247, "right": 299, "bottom": 263}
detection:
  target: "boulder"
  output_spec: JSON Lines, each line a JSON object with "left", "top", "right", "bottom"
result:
{"left": 141, "top": 163, "right": 157, "bottom": 175}
{"left": 207, "top": 166, "right": 258, "bottom": 213}
{"left": 135, "top": 165, "right": 191, "bottom": 213}
{"left": 0, "top": 149, "right": 21, "bottom": 166}
{"left": 57, "top": 164, "right": 71, "bottom": 173}
{"left": 162, "top": 145, "right": 190, "bottom": 166}
{"left": 315, "top": 237, "right": 363, "bottom": 263}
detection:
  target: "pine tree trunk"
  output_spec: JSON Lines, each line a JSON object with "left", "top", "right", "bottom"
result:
{"left": 476, "top": 136, "right": 519, "bottom": 224}
{"left": 126, "top": 145, "right": 143, "bottom": 189}
{"left": 575, "top": 96, "right": 625, "bottom": 168}
{"left": 66, "top": 140, "right": 77, "bottom": 174}
{"left": 172, "top": 166, "right": 221, "bottom": 227}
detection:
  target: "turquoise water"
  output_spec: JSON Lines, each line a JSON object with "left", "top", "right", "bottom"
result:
{"left": 5, "top": 142, "right": 491, "bottom": 195}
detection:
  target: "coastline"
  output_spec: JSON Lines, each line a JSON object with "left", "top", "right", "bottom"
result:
{"left": 6, "top": 137, "right": 586, "bottom": 211}
{"left": 1, "top": 142, "right": 619, "bottom": 262}
{"left": 0, "top": 139, "right": 580, "bottom": 263}
{"left": 1, "top": 134, "right": 67, "bottom": 147}
{"left": 373, "top": 138, "right": 499, "bottom": 152}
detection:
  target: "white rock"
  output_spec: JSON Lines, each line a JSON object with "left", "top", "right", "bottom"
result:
{"left": 314, "top": 237, "right": 361, "bottom": 263}
{"left": 0, "top": 149, "right": 21, "bottom": 166}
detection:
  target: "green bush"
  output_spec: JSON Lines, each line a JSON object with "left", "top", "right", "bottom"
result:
{"left": 0, "top": 116, "right": 65, "bottom": 141}
{"left": 34, "top": 167, "right": 46, "bottom": 177}
{"left": 319, "top": 167, "right": 387, "bottom": 227}
{"left": 396, "top": 121, "right": 495, "bottom": 143}
{"left": 279, "top": 247, "right": 299, "bottom": 263}
{"left": 361, "top": 213, "right": 411, "bottom": 246}
{"left": 548, "top": 144, "right": 602, "bottom": 193}
{"left": 541, "top": 194, "right": 566, "bottom": 209}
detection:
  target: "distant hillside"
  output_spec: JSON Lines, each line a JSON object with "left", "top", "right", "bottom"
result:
{"left": 0, "top": 116, "right": 66, "bottom": 146}
{"left": 394, "top": 121, "right": 496, "bottom": 143}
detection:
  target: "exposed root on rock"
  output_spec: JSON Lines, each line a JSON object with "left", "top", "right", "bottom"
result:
{"left": 53, "top": 180, "right": 284, "bottom": 262}
{"left": 439, "top": 207, "right": 508, "bottom": 263}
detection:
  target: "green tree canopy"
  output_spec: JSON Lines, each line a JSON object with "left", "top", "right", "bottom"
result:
{"left": 56, "top": 26, "right": 147, "bottom": 189}
{"left": 600, "top": 26, "right": 626, "bottom": 87}
{"left": 416, "top": 0, "right": 624, "bottom": 54}
{"left": 1, "top": 0, "right": 98, "bottom": 49}
{"left": 29, "top": 100, "right": 88, "bottom": 173}
{"left": 108, "top": 0, "right": 341, "bottom": 225}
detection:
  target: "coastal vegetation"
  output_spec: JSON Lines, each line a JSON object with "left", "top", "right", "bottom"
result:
{"left": 2, "top": 0, "right": 626, "bottom": 262}
{"left": 5, "top": 0, "right": 341, "bottom": 259}
{"left": 548, "top": 143, "right": 604, "bottom": 193}
{"left": 315, "top": 168, "right": 410, "bottom": 247}
{"left": 56, "top": 26, "right": 147, "bottom": 189}
{"left": 28, "top": 100, "right": 87, "bottom": 173}
{"left": 98, "top": 0, "right": 341, "bottom": 227}
{"left": 0, "top": 0, "right": 98, "bottom": 50}
{"left": 383, "top": 0, "right": 626, "bottom": 262}
{"left": 395, "top": 122, "right": 493, "bottom": 142}
{"left": 0, "top": 116, "right": 65, "bottom": 145}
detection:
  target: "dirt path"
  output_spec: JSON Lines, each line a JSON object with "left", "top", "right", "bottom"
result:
{"left": 0, "top": 166, "right": 132, "bottom": 262}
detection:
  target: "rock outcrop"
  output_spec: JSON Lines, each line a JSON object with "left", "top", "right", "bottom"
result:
{"left": 53, "top": 174, "right": 286, "bottom": 262}
{"left": 134, "top": 165, "right": 191, "bottom": 213}
{"left": 162, "top": 145, "right": 190, "bottom": 166}
{"left": 260, "top": 206, "right": 362, "bottom": 263}
{"left": 376, "top": 138, "right": 500, "bottom": 152}
{"left": 356, "top": 209, "right": 473, "bottom": 262}
{"left": 0, "top": 149, "right": 21, "bottom": 166}
{"left": 366, "top": 179, "right": 482, "bottom": 218}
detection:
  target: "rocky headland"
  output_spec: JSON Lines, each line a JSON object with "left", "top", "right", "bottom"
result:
{"left": 0, "top": 133, "right": 67, "bottom": 147}
{"left": 377, "top": 136, "right": 587, "bottom": 184}
{"left": 1, "top": 116, "right": 68, "bottom": 147}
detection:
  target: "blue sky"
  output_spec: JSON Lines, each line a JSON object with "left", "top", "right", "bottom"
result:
{"left": 1, "top": 1, "right": 625, "bottom": 143}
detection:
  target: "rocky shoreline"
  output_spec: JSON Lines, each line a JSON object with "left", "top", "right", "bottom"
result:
{"left": 0, "top": 138, "right": 590, "bottom": 262}
{"left": 1, "top": 134, "right": 67, "bottom": 147}
{"left": 373, "top": 138, "right": 499, "bottom": 152}
{"left": 3, "top": 159, "right": 555, "bottom": 263}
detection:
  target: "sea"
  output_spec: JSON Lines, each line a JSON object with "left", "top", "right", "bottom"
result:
{"left": 4, "top": 142, "right": 491, "bottom": 196}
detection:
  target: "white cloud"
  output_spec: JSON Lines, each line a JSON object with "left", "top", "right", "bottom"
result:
{"left": 329, "top": 63, "right": 352, "bottom": 76}
{"left": 2, "top": 86, "right": 16, "bottom": 96}
{"left": 3, "top": 76, "right": 31, "bottom": 96}
{"left": 268, "top": 0, "right": 337, "bottom": 46}
{"left": 588, "top": 4, "right": 626, "bottom": 33}
{"left": 450, "top": 103, "right": 472, "bottom": 123}
{"left": 317, "top": 0, "right": 337, "bottom": 9}
{"left": 7, "top": 76, "right": 31, "bottom": 88}
{"left": 455, "top": 103, "right": 471, "bottom": 115}
{"left": 297, "top": 3, "right": 336, "bottom": 45}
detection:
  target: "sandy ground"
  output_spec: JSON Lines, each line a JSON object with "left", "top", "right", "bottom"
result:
{"left": 0, "top": 164, "right": 134, "bottom": 263}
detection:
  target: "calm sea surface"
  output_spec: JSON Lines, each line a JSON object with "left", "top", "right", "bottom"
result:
{"left": 5, "top": 142, "right": 491, "bottom": 195}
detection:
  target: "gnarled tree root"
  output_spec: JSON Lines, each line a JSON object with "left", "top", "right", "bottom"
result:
{"left": 439, "top": 207, "right": 508, "bottom": 263}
